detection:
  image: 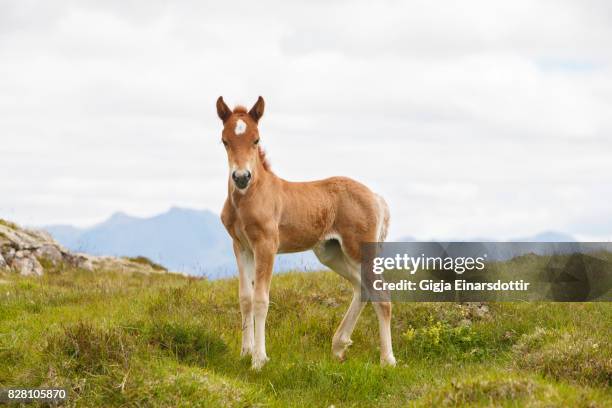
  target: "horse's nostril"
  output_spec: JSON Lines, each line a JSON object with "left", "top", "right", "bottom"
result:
{"left": 232, "top": 170, "right": 251, "bottom": 189}
{"left": 232, "top": 171, "right": 251, "bottom": 182}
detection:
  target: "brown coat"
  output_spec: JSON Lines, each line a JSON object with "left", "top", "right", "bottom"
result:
{"left": 216, "top": 96, "right": 395, "bottom": 370}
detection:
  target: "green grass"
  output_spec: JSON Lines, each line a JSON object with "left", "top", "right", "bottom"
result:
{"left": 125, "top": 256, "right": 168, "bottom": 272}
{"left": 0, "top": 265, "right": 610, "bottom": 407}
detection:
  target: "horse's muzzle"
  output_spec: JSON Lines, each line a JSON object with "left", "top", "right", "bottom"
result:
{"left": 232, "top": 170, "right": 252, "bottom": 189}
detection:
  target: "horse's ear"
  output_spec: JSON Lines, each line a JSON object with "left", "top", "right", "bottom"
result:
{"left": 216, "top": 96, "right": 232, "bottom": 123}
{"left": 249, "top": 96, "right": 265, "bottom": 123}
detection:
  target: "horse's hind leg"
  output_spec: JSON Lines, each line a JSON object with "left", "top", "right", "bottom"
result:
{"left": 335, "top": 234, "right": 396, "bottom": 367}
{"left": 346, "top": 256, "right": 396, "bottom": 367}
{"left": 372, "top": 301, "right": 396, "bottom": 366}
{"left": 354, "top": 250, "right": 396, "bottom": 366}
{"left": 332, "top": 281, "right": 364, "bottom": 360}
{"left": 313, "top": 239, "right": 365, "bottom": 361}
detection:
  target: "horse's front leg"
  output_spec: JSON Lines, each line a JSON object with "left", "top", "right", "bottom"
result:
{"left": 234, "top": 243, "right": 255, "bottom": 357}
{"left": 251, "top": 238, "right": 277, "bottom": 370}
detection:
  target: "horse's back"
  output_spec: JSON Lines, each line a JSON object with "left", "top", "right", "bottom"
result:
{"left": 310, "top": 176, "right": 389, "bottom": 260}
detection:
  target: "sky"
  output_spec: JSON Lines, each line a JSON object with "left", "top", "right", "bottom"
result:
{"left": 1, "top": 0, "right": 611, "bottom": 240}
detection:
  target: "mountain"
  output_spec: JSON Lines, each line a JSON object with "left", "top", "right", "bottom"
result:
{"left": 44, "top": 207, "right": 585, "bottom": 278}
{"left": 397, "top": 232, "right": 576, "bottom": 243}
{"left": 512, "top": 231, "right": 576, "bottom": 242}
{"left": 44, "top": 207, "right": 322, "bottom": 278}
{"left": 391, "top": 232, "right": 579, "bottom": 261}
{"left": 42, "top": 225, "right": 82, "bottom": 248}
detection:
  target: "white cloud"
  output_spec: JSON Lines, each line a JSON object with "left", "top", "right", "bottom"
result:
{"left": 0, "top": 0, "right": 611, "bottom": 241}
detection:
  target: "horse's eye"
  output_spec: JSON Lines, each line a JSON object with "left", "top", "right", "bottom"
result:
{"left": 254, "top": 139, "right": 260, "bottom": 145}
{"left": 222, "top": 140, "right": 228, "bottom": 147}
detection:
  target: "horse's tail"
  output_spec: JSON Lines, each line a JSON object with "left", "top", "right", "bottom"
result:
{"left": 375, "top": 194, "right": 390, "bottom": 243}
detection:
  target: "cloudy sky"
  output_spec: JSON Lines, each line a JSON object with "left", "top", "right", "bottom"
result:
{"left": 1, "top": 0, "right": 611, "bottom": 240}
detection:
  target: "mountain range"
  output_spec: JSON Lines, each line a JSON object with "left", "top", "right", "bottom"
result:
{"left": 44, "top": 207, "right": 322, "bottom": 278}
{"left": 43, "top": 207, "right": 578, "bottom": 278}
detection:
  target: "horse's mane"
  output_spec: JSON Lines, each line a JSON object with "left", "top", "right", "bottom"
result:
{"left": 233, "top": 105, "right": 248, "bottom": 114}
{"left": 258, "top": 146, "right": 272, "bottom": 172}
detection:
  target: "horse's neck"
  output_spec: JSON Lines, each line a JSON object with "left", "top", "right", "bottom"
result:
{"left": 229, "top": 169, "right": 280, "bottom": 205}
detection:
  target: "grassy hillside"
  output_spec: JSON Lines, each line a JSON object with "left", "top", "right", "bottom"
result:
{"left": 0, "top": 264, "right": 610, "bottom": 407}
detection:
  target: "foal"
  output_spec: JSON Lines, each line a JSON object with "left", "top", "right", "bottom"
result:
{"left": 217, "top": 96, "right": 396, "bottom": 370}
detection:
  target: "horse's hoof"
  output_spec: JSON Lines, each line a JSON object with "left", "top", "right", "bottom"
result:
{"left": 251, "top": 354, "right": 269, "bottom": 370}
{"left": 333, "top": 350, "right": 347, "bottom": 362}
{"left": 332, "top": 338, "right": 352, "bottom": 361}
{"left": 380, "top": 354, "right": 397, "bottom": 367}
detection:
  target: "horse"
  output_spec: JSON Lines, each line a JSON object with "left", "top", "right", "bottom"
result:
{"left": 217, "top": 96, "right": 396, "bottom": 370}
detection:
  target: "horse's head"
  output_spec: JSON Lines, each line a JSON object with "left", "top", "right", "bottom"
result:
{"left": 217, "top": 96, "right": 265, "bottom": 191}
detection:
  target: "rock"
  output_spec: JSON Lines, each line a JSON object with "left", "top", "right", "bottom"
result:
{"left": 3, "top": 247, "right": 16, "bottom": 263}
{"left": 459, "top": 302, "right": 491, "bottom": 321}
{"left": 1, "top": 219, "right": 165, "bottom": 276}
{"left": 64, "top": 253, "right": 94, "bottom": 271}
{"left": 473, "top": 304, "right": 490, "bottom": 318}
{"left": 35, "top": 244, "right": 64, "bottom": 265}
{"left": 11, "top": 256, "right": 44, "bottom": 276}
{"left": 75, "top": 255, "right": 94, "bottom": 272}
{"left": 0, "top": 224, "right": 45, "bottom": 249}
{"left": 27, "top": 229, "right": 55, "bottom": 243}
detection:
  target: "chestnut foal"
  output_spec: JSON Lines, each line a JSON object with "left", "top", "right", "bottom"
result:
{"left": 217, "top": 96, "right": 396, "bottom": 370}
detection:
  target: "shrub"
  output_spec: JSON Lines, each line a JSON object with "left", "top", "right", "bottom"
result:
{"left": 400, "top": 317, "right": 488, "bottom": 361}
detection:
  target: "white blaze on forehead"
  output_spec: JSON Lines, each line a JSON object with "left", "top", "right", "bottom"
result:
{"left": 234, "top": 119, "right": 247, "bottom": 135}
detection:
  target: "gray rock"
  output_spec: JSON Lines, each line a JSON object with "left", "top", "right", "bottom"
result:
{"left": 74, "top": 255, "right": 94, "bottom": 271}
{"left": 11, "top": 256, "right": 44, "bottom": 276}
{"left": 64, "top": 253, "right": 94, "bottom": 271}
{"left": 35, "top": 244, "right": 63, "bottom": 265}
{"left": 27, "top": 229, "right": 55, "bottom": 243}
{"left": 4, "top": 247, "right": 16, "bottom": 262}
{"left": 77, "top": 255, "right": 93, "bottom": 271}
{"left": 0, "top": 225, "right": 41, "bottom": 249}
{"left": 80, "top": 258, "right": 94, "bottom": 271}
{"left": 1, "top": 219, "right": 163, "bottom": 276}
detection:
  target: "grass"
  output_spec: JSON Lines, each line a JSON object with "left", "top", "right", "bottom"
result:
{"left": 0, "top": 219, "right": 19, "bottom": 229}
{"left": 0, "top": 263, "right": 610, "bottom": 407}
{"left": 125, "top": 256, "right": 167, "bottom": 272}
